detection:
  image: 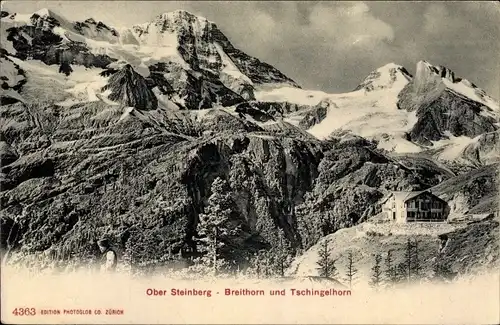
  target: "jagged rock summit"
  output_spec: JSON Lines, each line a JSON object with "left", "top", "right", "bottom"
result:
{"left": 101, "top": 64, "right": 158, "bottom": 110}
{"left": 1, "top": 8, "right": 300, "bottom": 109}
{"left": 411, "top": 60, "right": 499, "bottom": 112}
{"left": 128, "top": 9, "right": 300, "bottom": 99}
{"left": 354, "top": 63, "right": 413, "bottom": 92}
{"left": 397, "top": 60, "right": 499, "bottom": 147}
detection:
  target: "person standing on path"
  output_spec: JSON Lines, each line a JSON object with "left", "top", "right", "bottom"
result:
{"left": 97, "top": 238, "right": 117, "bottom": 272}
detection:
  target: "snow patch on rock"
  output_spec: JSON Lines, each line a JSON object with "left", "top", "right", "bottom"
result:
{"left": 431, "top": 133, "right": 481, "bottom": 162}
{"left": 256, "top": 76, "right": 414, "bottom": 153}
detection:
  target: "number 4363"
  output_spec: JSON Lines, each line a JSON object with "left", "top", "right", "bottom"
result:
{"left": 12, "top": 308, "right": 36, "bottom": 316}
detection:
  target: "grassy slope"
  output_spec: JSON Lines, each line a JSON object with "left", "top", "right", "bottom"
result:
{"left": 288, "top": 215, "right": 499, "bottom": 287}
{"left": 430, "top": 163, "right": 499, "bottom": 217}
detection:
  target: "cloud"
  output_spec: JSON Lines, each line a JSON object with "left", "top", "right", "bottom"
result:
{"left": 422, "top": 3, "right": 486, "bottom": 42}
{"left": 236, "top": 10, "right": 278, "bottom": 45}
{"left": 240, "top": 2, "right": 395, "bottom": 54}
{"left": 307, "top": 2, "right": 394, "bottom": 48}
{"left": 412, "top": 2, "right": 499, "bottom": 97}
{"left": 211, "top": 2, "right": 397, "bottom": 91}
{"left": 423, "top": 3, "right": 453, "bottom": 35}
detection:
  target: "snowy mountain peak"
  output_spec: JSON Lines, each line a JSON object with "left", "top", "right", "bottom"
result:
{"left": 378, "top": 63, "right": 413, "bottom": 78}
{"left": 415, "top": 60, "right": 499, "bottom": 111}
{"left": 157, "top": 9, "right": 211, "bottom": 23}
{"left": 414, "top": 60, "right": 442, "bottom": 89}
{"left": 2, "top": 6, "right": 299, "bottom": 108}
{"left": 417, "top": 60, "right": 459, "bottom": 83}
{"left": 33, "top": 8, "right": 53, "bottom": 17}
{"left": 140, "top": 9, "right": 214, "bottom": 34}
{"left": 73, "top": 17, "right": 119, "bottom": 41}
{"left": 30, "top": 7, "right": 67, "bottom": 22}
{"left": 354, "top": 62, "right": 412, "bottom": 92}
{"left": 27, "top": 7, "right": 75, "bottom": 31}
{"left": 380, "top": 62, "right": 405, "bottom": 70}
{"left": 1, "top": 7, "right": 66, "bottom": 27}
{"left": 131, "top": 9, "right": 215, "bottom": 47}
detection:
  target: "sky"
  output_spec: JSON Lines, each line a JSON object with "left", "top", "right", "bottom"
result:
{"left": 3, "top": 1, "right": 499, "bottom": 98}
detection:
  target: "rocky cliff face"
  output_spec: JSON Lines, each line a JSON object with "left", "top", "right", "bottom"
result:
{"left": 0, "top": 53, "right": 26, "bottom": 104}
{"left": 397, "top": 61, "right": 499, "bottom": 146}
{"left": 294, "top": 135, "right": 454, "bottom": 249}
{"left": 73, "top": 18, "right": 119, "bottom": 43}
{"left": 0, "top": 91, "right": 457, "bottom": 267}
{"left": 0, "top": 100, "right": 326, "bottom": 262}
{"left": 462, "top": 130, "right": 500, "bottom": 166}
{"left": 101, "top": 64, "right": 158, "bottom": 110}
{"left": 1, "top": 9, "right": 298, "bottom": 111}
{"left": 130, "top": 10, "right": 298, "bottom": 108}
{"left": 3, "top": 10, "right": 116, "bottom": 71}
{"left": 0, "top": 8, "right": 498, "bottom": 273}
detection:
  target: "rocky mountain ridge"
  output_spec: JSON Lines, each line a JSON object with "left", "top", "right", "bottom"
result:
{"left": 1, "top": 8, "right": 298, "bottom": 110}
{"left": 0, "top": 8, "right": 498, "bottom": 275}
{"left": 256, "top": 59, "right": 499, "bottom": 168}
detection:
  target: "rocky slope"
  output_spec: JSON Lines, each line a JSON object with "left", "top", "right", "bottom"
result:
{"left": 0, "top": 8, "right": 498, "bottom": 275}
{"left": 294, "top": 134, "right": 455, "bottom": 249}
{"left": 0, "top": 94, "right": 457, "bottom": 268}
{"left": 101, "top": 64, "right": 158, "bottom": 110}
{"left": 0, "top": 52, "right": 26, "bottom": 104}
{"left": 461, "top": 130, "right": 500, "bottom": 166}
{"left": 290, "top": 161, "right": 499, "bottom": 281}
{"left": 256, "top": 61, "right": 500, "bottom": 167}
{"left": 1, "top": 8, "right": 298, "bottom": 110}
{"left": 397, "top": 60, "right": 498, "bottom": 146}
{"left": 289, "top": 214, "right": 499, "bottom": 283}
{"left": 431, "top": 163, "right": 498, "bottom": 218}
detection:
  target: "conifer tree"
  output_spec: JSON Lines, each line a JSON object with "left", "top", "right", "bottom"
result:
{"left": 392, "top": 238, "right": 421, "bottom": 284}
{"left": 316, "top": 238, "right": 338, "bottom": 278}
{"left": 411, "top": 240, "right": 422, "bottom": 281}
{"left": 369, "top": 253, "right": 383, "bottom": 288}
{"left": 403, "top": 238, "right": 413, "bottom": 282}
{"left": 261, "top": 250, "right": 273, "bottom": 277}
{"left": 247, "top": 249, "right": 272, "bottom": 278}
{"left": 247, "top": 228, "right": 294, "bottom": 278}
{"left": 248, "top": 251, "right": 263, "bottom": 278}
{"left": 345, "top": 251, "right": 358, "bottom": 289}
{"left": 384, "top": 249, "right": 397, "bottom": 285}
{"left": 272, "top": 228, "right": 293, "bottom": 277}
{"left": 195, "top": 177, "right": 241, "bottom": 276}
